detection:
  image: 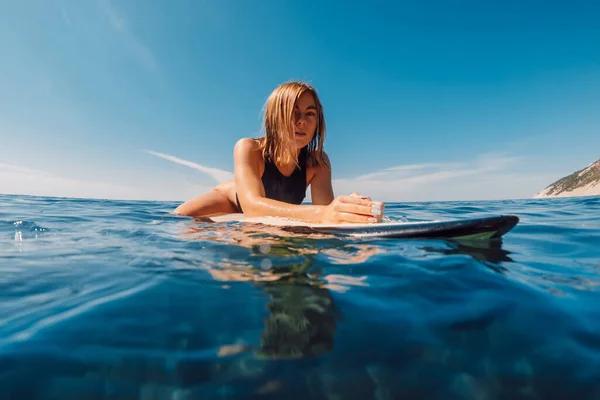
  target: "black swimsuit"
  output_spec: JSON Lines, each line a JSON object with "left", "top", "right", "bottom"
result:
{"left": 235, "top": 147, "right": 308, "bottom": 213}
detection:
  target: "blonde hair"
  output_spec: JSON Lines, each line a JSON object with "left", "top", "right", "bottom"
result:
{"left": 257, "top": 81, "right": 328, "bottom": 169}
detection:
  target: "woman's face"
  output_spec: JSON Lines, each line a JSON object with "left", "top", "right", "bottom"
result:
{"left": 293, "top": 91, "right": 318, "bottom": 149}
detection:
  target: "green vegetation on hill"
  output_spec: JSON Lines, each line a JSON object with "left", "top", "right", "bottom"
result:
{"left": 543, "top": 159, "right": 600, "bottom": 196}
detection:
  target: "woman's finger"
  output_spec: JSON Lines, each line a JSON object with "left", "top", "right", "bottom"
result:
{"left": 348, "top": 192, "right": 372, "bottom": 201}
{"left": 345, "top": 197, "right": 384, "bottom": 211}
{"left": 339, "top": 194, "right": 369, "bottom": 203}
{"left": 337, "top": 211, "right": 380, "bottom": 224}
{"left": 339, "top": 202, "right": 382, "bottom": 217}
{"left": 339, "top": 195, "right": 381, "bottom": 207}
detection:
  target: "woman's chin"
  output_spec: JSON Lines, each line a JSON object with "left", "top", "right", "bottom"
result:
{"left": 294, "top": 135, "right": 310, "bottom": 148}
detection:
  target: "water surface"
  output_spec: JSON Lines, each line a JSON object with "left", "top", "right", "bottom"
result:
{"left": 1, "top": 194, "right": 600, "bottom": 399}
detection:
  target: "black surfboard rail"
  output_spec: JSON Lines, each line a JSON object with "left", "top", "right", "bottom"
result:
{"left": 282, "top": 214, "right": 520, "bottom": 240}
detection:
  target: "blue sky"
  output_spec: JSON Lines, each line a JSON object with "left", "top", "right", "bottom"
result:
{"left": 1, "top": 0, "right": 599, "bottom": 202}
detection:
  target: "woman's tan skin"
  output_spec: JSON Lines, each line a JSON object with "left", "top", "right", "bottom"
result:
{"left": 174, "top": 83, "right": 384, "bottom": 224}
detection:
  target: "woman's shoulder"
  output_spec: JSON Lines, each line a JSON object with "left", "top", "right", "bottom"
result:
{"left": 234, "top": 137, "right": 263, "bottom": 157}
{"left": 233, "top": 138, "right": 264, "bottom": 167}
{"left": 234, "top": 137, "right": 261, "bottom": 151}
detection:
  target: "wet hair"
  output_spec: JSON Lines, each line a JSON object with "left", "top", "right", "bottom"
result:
{"left": 257, "top": 81, "right": 328, "bottom": 169}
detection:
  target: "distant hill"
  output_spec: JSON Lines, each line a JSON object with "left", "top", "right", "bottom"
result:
{"left": 534, "top": 158, "right": 600, "bottom": 198}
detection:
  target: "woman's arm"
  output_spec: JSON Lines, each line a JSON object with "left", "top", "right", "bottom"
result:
{"left": 234, "top": 139, "right": 382, "bottom": 224}
{"left": 309, "top": 152, "right": 335, "bottom": 206}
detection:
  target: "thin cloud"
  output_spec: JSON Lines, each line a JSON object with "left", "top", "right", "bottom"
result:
{"left": 143, "top": 149, "right": 234, "bottom": 184}
{"left": 332, "top": 153, "right": 546, "bottom": 201}
{"left": 351, "top": 153, "right": 520, "bottom": 183}
{"left": 0, "top": 162, "right": 210, "bottom": 202}
{"left": 0, "top": 159, "right": 211, "bottom": 202}
{"left": 0, "top": 163, "right": 54, "bottom": 177}
{"left": 0, "top": 163, "right": 137, "bottom": 200}
{"left": 98, "top": 0, "right": 158, "bottom": 73}
{"left": 352, "top": 162, "right": 464, "bottom": 181}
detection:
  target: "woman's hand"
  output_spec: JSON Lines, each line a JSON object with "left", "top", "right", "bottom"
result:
{"left": 321, "top": 194, "right": 384, "bottom": 224}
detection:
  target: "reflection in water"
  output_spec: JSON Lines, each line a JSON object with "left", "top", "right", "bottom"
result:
{"left": 424, "top": 239, "right": 515, "bottom": 274}
{"left": 179, "top": 219, "right": 383, "bottom": 360}
{"left": 178, "top": 219, "right": 521, "bottom": 361}
{"left": 180, "top": 219, "right": 386, "bottom": 281}
{"left": 447, "top": 239, "right": 514, "bottom": 264}
{"left": 257, "top": 280, "right": 338, "bottom": 359}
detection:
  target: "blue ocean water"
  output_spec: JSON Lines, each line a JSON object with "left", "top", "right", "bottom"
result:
{"left": 1, "top": 193, "right": 599, "bottom": 399}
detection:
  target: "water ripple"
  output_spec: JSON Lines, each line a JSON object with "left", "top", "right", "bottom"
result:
{"left": 1, "top": 193, "right": 600, "bottom": 398}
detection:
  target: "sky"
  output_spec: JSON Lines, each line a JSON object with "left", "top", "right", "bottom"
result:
{"left": 1, "top": 0, "right": 599, "bottom": 203}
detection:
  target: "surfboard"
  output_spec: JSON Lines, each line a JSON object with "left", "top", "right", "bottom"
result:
{"left": 207, "top": 214, "right": 520, "bottom": 240}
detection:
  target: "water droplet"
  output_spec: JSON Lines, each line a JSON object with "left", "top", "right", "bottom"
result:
{"left": 259, "top": 243, "right": 271, "bottom": 254}
{"left": 261, "top": 258, "right": 272, "bottom": 270}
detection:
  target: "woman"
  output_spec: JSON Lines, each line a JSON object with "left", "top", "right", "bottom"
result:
{"left": 174, "top": 81, "right": 384, "bottom": 224}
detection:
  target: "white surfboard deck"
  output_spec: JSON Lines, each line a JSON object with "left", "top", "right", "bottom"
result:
{"left": 208, "top": 213, "right": 428, "bottom": 229}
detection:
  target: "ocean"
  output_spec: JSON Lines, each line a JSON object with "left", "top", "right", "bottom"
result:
{"left": 1, "top": 193, "right": 599, "bottom": 399}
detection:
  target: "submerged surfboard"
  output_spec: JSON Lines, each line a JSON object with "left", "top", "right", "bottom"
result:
{"left": 208, "top": 214, "right": 520, "bottom": 240}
